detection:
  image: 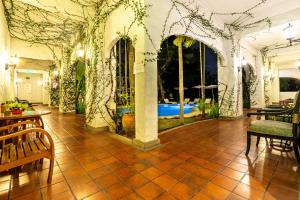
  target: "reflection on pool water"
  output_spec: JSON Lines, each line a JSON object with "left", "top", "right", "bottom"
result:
{"left": 117, "top": 104, "right": 197, "bottom": 117}
{"left": 158, "top": 104, "right": 196, "bottom": 117}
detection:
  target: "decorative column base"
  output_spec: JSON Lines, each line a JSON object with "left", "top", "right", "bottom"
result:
{"left": 133, "top": 139, "right": 160, "bottom": 151}
{"left": 85, "top": 124, "right": 109, "bottom": 132}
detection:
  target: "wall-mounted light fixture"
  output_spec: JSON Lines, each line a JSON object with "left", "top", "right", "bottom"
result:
{"left": 76, "top": 49, "right": 85, "bottom": 58}
{"left": 263, "top": 75, "right": 270, "bottom": 80}
{"left": 297, "top": 59, "right": 300, "bottom": 70}
{"left": 38, "top": 80, "right": 43, "bottom": 86}
{"left": 241, "top": 57, "right": 247, "bottom": 66}
{"left": 16, "top": 78, "right": 23, "bottom": 84}
{"left": 53, "top": 70, "right": 59, "bottom": 76}
{"left": 283, "top": 23, "right": 300, "bottom": 46}
{"left": 5, "top": 55, "right": 19, "bottom": 70}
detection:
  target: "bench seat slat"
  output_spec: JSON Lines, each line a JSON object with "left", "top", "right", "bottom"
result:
{"left": 35, "top": 138, "right": 47, "bottom": 151}
{"left": 1, "top": 146, "right": 9, "bottom": 164}
{"left": 17, "top": 142, "right": 25, "bottom": 159}
{"left": 9, "top": 144, "right": 17, "bottom": 162}
{"left": 22, "top": 142, "right": 32, "bottom": 157}
{"left": 29, "top": 140, "right": 39, "bottom": 154}
{"left": 40, "top": 137, "right": 50, "bottom": 149}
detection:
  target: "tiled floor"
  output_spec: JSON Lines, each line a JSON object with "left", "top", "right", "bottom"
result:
{"left": 1, "top": 106, "right": 300, "bottom": 200}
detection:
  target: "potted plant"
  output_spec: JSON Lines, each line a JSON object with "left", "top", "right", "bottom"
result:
{"left": 208, "top": 103, "right": 219, "bottom": 119}
{"left": 197, "top": 98, "right": 206, "bottom": 117}
{"left": 1, "top": 103, "right": 5, "bottom": 113}
{"left": 122, "top": 104, "right": 135, "bottom": 137}
{"left": 6, "top": 102, "right": 28, "bottom": 115}
{"left": 118, "top": 93, "right": 135, "bottom": 137}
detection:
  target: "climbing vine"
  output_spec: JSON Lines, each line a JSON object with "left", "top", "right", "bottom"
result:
{"left": 49, "top": 65, "right": 60, "bottom": 107}
{"left": 2, "top": 0, "right": 272, "bottom": 125}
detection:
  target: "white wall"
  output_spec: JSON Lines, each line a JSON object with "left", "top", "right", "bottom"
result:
{"left": 0, "top": 2, "right": 12, "bottom": 103}
{"left": 279, "top": 68, "right": 300, "bottom": 100}
{"left": 11, "top": 38, "right": 62, "bottom": 60}
{"left": 16, "top": 72, "right": 43, "bottom": 103}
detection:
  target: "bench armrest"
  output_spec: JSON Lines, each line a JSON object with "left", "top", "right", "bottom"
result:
{"left": 247, "top": 108, "right": 294, "bottom": 117}
{"left": 0, "top": 128, "right": 54, "bottom": 151}
{"left": 0, "top": 121, "right": 41, "bottom": 132}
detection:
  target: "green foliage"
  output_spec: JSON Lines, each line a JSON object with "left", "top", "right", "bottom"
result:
{"left": 73, "top": 58, "right": 86, "bottom": 114}
{"left": 49, "top": 65, "right": 60, "bottom": 107}
{"left": 208, "top": 103, "right": 219, "bottom": 118}
{"left": 5, "top": 102, "right": 28, "bottom": 111}
{"left": 197, "top": 99, "right": 206, "bottom": 111}
{"left": 173, "top": 36, "right": 196, "bottom": 48}
{"left": 77, "top": 102, "right": 85, "bottom": 114}
{"left": 117, "top": 93, "right": 135, "bottom": 114}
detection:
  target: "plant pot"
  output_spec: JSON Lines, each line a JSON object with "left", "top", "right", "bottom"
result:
{"left": 122, "top": 113, "right": 135, "bottom": 137}
{"left": 0, "top": 105, "right": 5, "bottom": 113}
{"left": 11, "top": 109, "right": 22, "bottom": 115}
{"left": 4, "top": 111, "right": 11, "bottom": 116}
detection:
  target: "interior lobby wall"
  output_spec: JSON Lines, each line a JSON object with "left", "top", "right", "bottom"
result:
{"left": 0, "top": 2, "right": 11, "bottom": 102}
{"left": 279, "top": 68, "right": 300, "bottom": 100}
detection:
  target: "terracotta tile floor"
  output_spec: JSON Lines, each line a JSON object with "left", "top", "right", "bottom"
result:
{"left": 1, "top": 106, "right": 300, "bottom": 199}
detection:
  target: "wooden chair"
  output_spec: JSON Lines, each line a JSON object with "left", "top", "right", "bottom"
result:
{"left": 257, "top": 91, "right": 300, "bottom": 122}
{"left": 184, "top": 98, "right": 190, "bottom": 104}
{"left": 164, "top": 99, "right": 176, "bottom": 104}
{"left": 0, "top": 122, "right": 54, "bottom": 183}
{"left": 246, "top": 91, "right": 300, "bottom": 164}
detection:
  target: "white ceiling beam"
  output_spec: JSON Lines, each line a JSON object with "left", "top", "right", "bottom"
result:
{"left": 17, "top": 0, "right": 88, "bottom": 21}
{"left": 241, "top": 8, "right": 300, "bottom": 37}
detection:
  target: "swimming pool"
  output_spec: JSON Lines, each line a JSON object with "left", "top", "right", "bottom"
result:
{"left": 158, "top": 104, "right": 196, "bottom": 117}
{"left": 117, "top": 104, "right": 196, "bottom": 117}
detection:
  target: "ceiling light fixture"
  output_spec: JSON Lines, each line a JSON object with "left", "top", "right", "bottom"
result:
{"left": 241, "top": 57, "right": 247, "bottom": 66}
{"left": 5, "top": 55, "right": 19, "bottom": 70}
{"left": 283, "top": 23, "right": 300, "bottom": 46}
{"left": 297, "top": 59, "right": 300, "bottom": 70}
{"left": 76, "top": 49, "right": 85, "bottom": 58}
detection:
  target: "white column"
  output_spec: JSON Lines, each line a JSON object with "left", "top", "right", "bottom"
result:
{"left": 252, "top": 54, "right": 265, "bottom": 108}
{"left": 218, "top": 39, "right": 243, "bottom": 118}
{"left": 133, "top": 39, "right": 160, "bottom": 150}
{"left": 59, "top": 48, "right": 76, "bottom": 113}
{"left": 85, "top": 24, "right": 115, "bottom": 130}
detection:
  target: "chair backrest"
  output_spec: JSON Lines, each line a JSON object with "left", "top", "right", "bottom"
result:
{"left": 164, "top": 99, "right": 170, "bottom": 104}
{"left": 184, "top": 98, "right": 190, "bottom": 103}
{"left": 205, "top": 98, "right": 211, "bottom": 104}
{"left": 293, "top": 91, "right": 300, "bottom": 113}
{"left": 194, "top": 98, "right": 200, "bottom": 103}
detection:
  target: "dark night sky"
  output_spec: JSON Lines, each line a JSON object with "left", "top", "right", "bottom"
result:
{"left": 158, "top": 36, "right": 218, "bottom": 101}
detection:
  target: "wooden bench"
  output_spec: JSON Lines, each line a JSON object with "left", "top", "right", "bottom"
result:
{"left": 0, "top": 121, "right": 54, "bottom": 183}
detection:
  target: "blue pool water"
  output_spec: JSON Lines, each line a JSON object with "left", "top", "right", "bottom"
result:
{"left": 117, "top": 104, "right": 196, "bottom": 117}
{"left": 158, "top": 104, "right": 195, "bottom": 117}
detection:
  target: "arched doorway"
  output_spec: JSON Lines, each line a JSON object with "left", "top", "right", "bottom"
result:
{"left": 157, "top": 35, "right": 218, "bottom": 131}
{"left": 242, "top": 64, "right": 257, "bottom": 109}
{"left": 110, "top": 38, "right": 135, "bottom": 137}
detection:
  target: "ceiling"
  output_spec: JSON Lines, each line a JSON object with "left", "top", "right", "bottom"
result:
{"left": 243, "top": 20, "right": 300, "bottom": 49}
{"left": 16, "top": 58, "right": 53, "bottom": 71}
{"left": 2, "top": 0, "right": 86, "bottom": 46}
{"left": 242, "top": 19, "right": 300, "bottom": 68}
{"left": 201, "top": 0, "right": 300, "bottom": 24}
{"left": 3, "top": 0, "right": 300, "bottom": 67}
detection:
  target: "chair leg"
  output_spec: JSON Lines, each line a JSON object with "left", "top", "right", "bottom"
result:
{"left": 293, "top": 139, "right": 300, "bottom": 165}
{"left": 256, "top": 136, "right": 260, "bottom": 146}
{"left": 47, "top": 157, "right": 54, "bottom": 183}
{"left": 245, "top": 133, "right": 251, "bottom": 155}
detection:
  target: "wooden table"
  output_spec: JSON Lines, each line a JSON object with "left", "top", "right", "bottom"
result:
{"left": 0, "top": 110, "right": 51, "bottom": 128}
